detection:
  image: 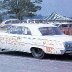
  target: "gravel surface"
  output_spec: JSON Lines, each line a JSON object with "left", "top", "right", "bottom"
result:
{"left": 0, "top": 52, "right": 72, "bottom": 72}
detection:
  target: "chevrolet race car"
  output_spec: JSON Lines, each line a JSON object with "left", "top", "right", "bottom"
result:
{"left": 0, "top": 23, "right": 72, "bottom": 59}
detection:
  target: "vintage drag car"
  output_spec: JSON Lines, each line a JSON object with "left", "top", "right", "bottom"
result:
{"left": 0, "top": 23, "right": 72, "bottom": 58}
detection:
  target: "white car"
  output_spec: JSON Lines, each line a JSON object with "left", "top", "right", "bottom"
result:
{"left": 0, "top": 23, "right": 72, "bottom": 58}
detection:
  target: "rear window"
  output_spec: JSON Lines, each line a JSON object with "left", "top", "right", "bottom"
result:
{"left": 61, "top": 24, "right": 68, "bottom": 27}
{"left": 39, "top": 27, "right": 63, "bottom": 35}
{"left": 60, "top": 24, "right": 72, "bottom": 27}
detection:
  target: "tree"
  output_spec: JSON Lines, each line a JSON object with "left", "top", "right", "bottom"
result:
{"left": 3, "top": 0, "right": 42, "bottom": 20}
{"left": 0, "top": 14, "right": 2, "bottom": 23}
{"left": 34, "top": 0, "right": 42, "bottom": 3}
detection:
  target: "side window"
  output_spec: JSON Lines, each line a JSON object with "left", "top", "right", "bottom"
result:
{"left": 22, "top": 27, "right": 31, "bottom": 35}
{"left": 7, "top": 25, "right": 14, "bottom": 33}
{"left": 5, "top": 21, "right": 11, "bottom": 24}
{"left": 7, "top": 26, "right": 23, "bottom": 34}
{"left": 16, "top": 26, "right": 23, "bottom": 34}
{"left": 7, "top": 26, "right": 31, "bottom": 35}
{"left": 60, "top": 24, "right": 68, "bottom": 28}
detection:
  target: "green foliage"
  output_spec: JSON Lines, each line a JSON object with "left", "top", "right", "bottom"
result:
{"left": 0, "top": 14, "right": 2, "bottom": 23}
{"left": 3, "top": 0, "right": 42, "bottom": 20}
{"left": 35, "top": 0, "right": 42, "bottom": 3}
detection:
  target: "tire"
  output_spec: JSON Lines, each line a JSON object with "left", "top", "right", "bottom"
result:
{"left": 31, "top": 48, "right": 45, "bottom": 59}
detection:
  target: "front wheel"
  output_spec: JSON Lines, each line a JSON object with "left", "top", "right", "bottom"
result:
{"left": 31, "top": 48, "right": 45, "bottom": 59}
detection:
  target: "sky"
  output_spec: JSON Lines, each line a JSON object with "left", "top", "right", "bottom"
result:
{"left": 0, "top": 0, "right": 72, "bottom": 17}
{"left": 37, "top": 0, "right": 72, "bottom": 17}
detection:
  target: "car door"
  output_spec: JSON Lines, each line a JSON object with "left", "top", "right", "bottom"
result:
{"left": 3, "top": 25, "right": 23, "bottom": 51}
{"left": 5, "top": 25, "right": 32, "bottom": 52}
{"left": 18, "top": 26, "right": 32, "bottom": 52}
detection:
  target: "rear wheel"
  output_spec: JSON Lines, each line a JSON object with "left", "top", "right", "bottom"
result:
{"left": 31, "top": 48, "right": 45, "bottom": 59}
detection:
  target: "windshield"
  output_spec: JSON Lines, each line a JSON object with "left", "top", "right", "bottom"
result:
{"left": 39, "top": 27, "right": 63, "bottom": 35}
